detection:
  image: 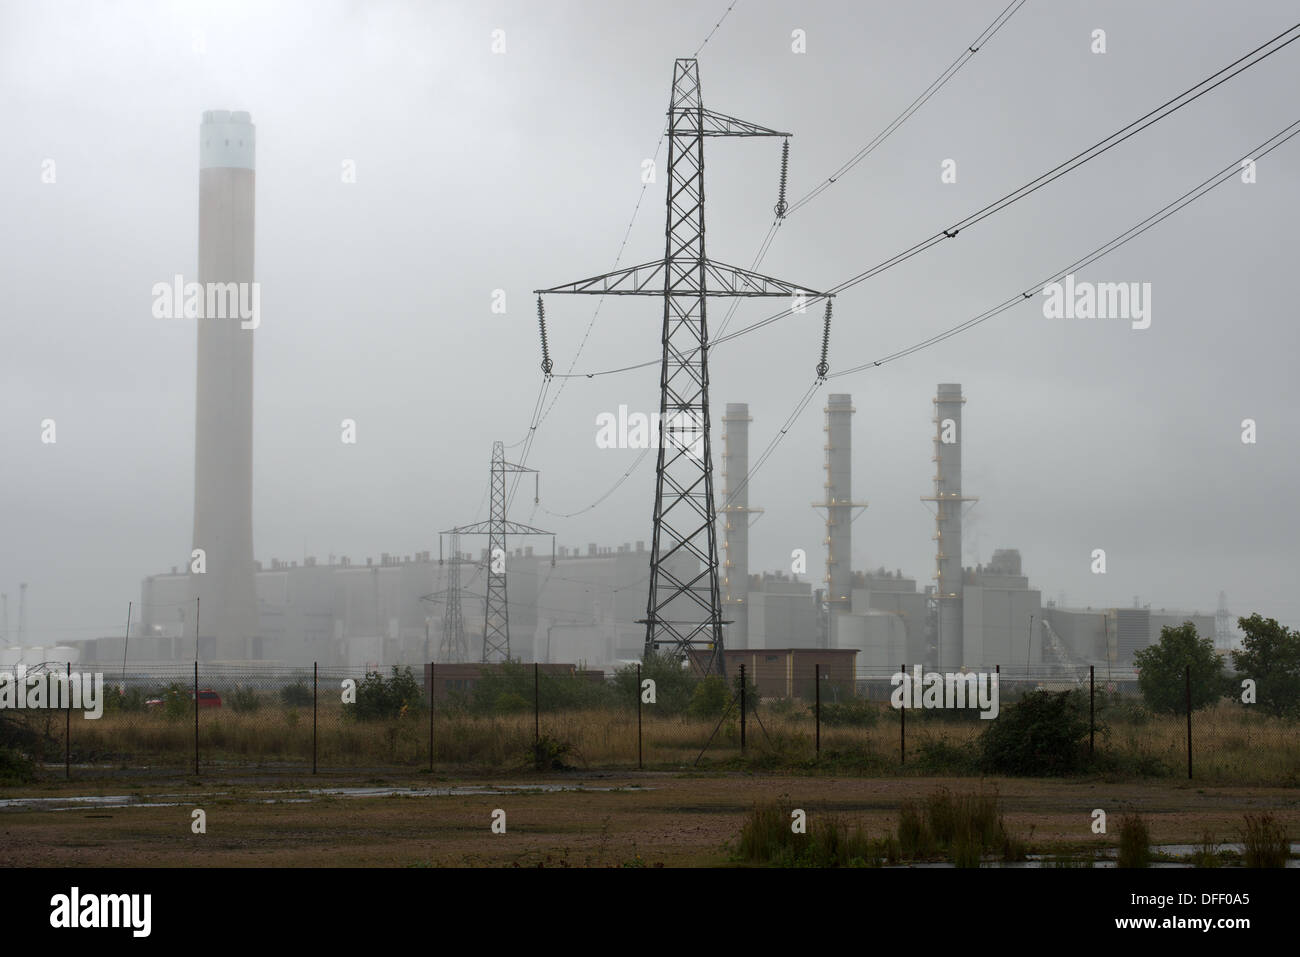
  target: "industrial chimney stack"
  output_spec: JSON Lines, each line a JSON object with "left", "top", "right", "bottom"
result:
{"left": 191, "top": 110, "right": 259, "bottom": 661}
{"left": 720, "top": 403, "right": 756, "bottom": 648}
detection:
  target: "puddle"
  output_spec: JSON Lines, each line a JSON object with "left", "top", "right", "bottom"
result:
{"left": 892, "top": 844, "right": 1299, "bottom": 868}
{"left": 0, "top": 783, "right": 647, "bottom": 812}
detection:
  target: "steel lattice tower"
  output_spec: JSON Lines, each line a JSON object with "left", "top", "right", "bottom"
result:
{"left": 420, "top": 534, "right": 469, "bottom": 662}
{"left": 537, "top": 58, "right": 827, "bottom": 675}
{"left": 438, "top": 534, "right": 469, "bottom": 662}
{"left": 1214, "top": 591, "right": 1234, "bottom": 651}
{"left": 443, "top": 441, "right": 553, "bottom": 662}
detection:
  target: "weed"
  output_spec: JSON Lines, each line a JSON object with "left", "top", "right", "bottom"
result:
{"left": 1117, "top": 814, "right": 1151, "bottom": 868}
{"left": 1241, "top": 813, "right": 1289, "bottom": 868}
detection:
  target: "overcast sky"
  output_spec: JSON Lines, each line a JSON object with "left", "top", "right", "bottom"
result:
{"left": 2, "top": 0, "right": 1298, "bottom": 646}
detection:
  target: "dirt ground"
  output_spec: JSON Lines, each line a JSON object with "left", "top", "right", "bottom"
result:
{"left": 1, "top": 772, "right": 1296, "bottom": 867}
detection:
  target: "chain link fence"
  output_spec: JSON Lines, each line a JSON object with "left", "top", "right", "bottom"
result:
{"left": 4, "top": 659, "right": 1295, "bottom": 783}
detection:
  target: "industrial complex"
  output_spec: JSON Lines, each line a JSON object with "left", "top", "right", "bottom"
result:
{"left": 4, "top": 105, "right": 1221, "bottom": 679}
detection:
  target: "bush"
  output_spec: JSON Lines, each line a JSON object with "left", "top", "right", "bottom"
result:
{"left": 1134, "top": 622, "right": 1227, "bottom": 715}
{"left": 0, "top": 746, "right": 35, "bottom": 784}
{"left": 688, "top": 676, "right": 731, "bottom": 720}
{"left": 0, "top": 711, "right": 40, "bottom": 784}
{"left": 158, "top": 683, "right": 192, "bottom": 720}
{"left": 765, "top": 696, "right": 805, "bottom": 719}
{"left": 345, "top": 666, "right": 425, "bottom": 721}
{"left": 101, "top": 686, "right": 147, "bottom": 714}
{"left": 613, "top": 652, "right": 698, "bottom": 715}
{"left": 227, "top": 685, "right": 261, "bottom": 713}
{"left": 280, "top": 680, "right": 313, "bottom": 707}
{"left": 532, "top": 733, "right": 573, "bottom": 771}
{"left": 494, "top": 692, "right": 530, "bottom": 714}
{"left": 472, "top": 661, "right": 612, "bottom": 715}
{"left": 978, "top": 689, "right": 1094, "bottom": 776}
{"left": 817, "top": 698, "right": 879, "bottom": 728}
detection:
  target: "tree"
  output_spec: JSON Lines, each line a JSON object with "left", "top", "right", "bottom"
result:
{"left": 1133, "top": 622, "right": 1226, "bottom": 715}
{"left": 1231, "top": 614, "right": 1300, "bottom": 718}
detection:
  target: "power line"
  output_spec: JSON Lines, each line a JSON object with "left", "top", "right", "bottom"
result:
{"left": 537, "top": 446, "right": 654, "bottom": 519}
{"left": 830, "top": 118, "right": 1300, "bottom": 377}
{"left": 685, "top": 118, "right": 1300, "bottom": 517}
{"left": 711, "top": 0, "right": 1028, "bottom": 344}
{"left": 552, "top": 22, "right": 1300, "bottom": 379}
{"left": 693, "top": 0, "right": 741, "bottom": 58}
{"left": 786, "top": 0, "right": 1028, "bottom": 215}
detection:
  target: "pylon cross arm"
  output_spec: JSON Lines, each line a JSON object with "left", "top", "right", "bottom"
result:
{"left": 536, "top": 258, "right": 829, "bottom": 299}
{"left": 442, "top": 521, "right": 552, "bottom": 537}
{"left": 695, "top": 108, "right": 788, "bottom": 138}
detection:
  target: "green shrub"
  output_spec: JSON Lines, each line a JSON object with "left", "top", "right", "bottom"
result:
{"left": 101, "top": 686, "right": 147, "bottom": 714}
{"left": 0, "top": 746, "right": 35, "bottom": 784}
{"left": 472, "top": 661, "right": 612, "bottom": 714}
{"left": 817, "top": 698, "right": 879, "bottom": 727}
{"left": 613, "top": 652, "right": 698, "bottom": 715}
{"left": 280, "top": 680, "right": 313, "bottom": 707}
{"left": 227, "top": 685, "right": 261, "bottom": 713}
{"left": 158, "top": 683, "right": 192, "bottom": 720}
{"left": 978, "top": 689, "right": 1093, "bottom": 776}
{"left": 688, "top": 676, "right": 731, "bottom": 720}
{"left": 914, "top": 738, "right": 978, "bottom": 773}
{"left": 494, "top": 692, "right": 530, "bottom": 714}
{"left": 533, "top": 733, "right": 574, "bottom": 771}
{"left": 765, "top": 696, "right": 806, "bottom": 719}
{"left": 345, "top": 666, "right": 425, "bottom": 721}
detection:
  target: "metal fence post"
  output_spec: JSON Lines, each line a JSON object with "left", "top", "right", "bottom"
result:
{"left": 313, "top": 661, "right": 318, "bottom": 775}
{"left": 636, "top": 663, "right": 643, "bottom": 770}
{"left": 739, "top": 664, "right": 746, "bottom": 754}
{"left": 193, "top": 660, "right": 199, "bottom": 776}
{"left": 900, "top": 663, "right": 906, "bottom": 766}
{"left": 1089, "top": 664, "right": 1095, "bottom": 756}
{"left": 814, "top": 663, "right": 821, "bottom": 757}
{"left": 1185, "top": 664, "right": 1193, "bottom": 779}
{"left": 65, "top": 661, "right": 71, "bottom": 780}
{"left": 428, "top": 661, "right": 434, "bottom": 773}
{"left": 534, "top": 662, "right": 540, "bottom": 751}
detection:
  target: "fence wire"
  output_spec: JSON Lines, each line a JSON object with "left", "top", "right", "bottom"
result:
{"left": 4, "top": 660, "right": 1294, "bottom": 784}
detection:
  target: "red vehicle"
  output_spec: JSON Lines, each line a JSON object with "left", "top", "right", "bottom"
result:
{"left": 145, "top": 689, "right": 223, "bottom": 709}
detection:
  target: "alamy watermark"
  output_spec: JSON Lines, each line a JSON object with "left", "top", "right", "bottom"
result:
{"left": 595, "top": 405, "right": 704, "bottom": 459}
{"left": 890, "top": 665, "right": 999, "bottom": 719}
{"left": 152, "top": 274, "right": 260, "bottom": 329}
{"left": 0, "top": 665, "right": 105, "bottom": 719}
{"left": 50, "top": 887, "right": 150, "bottom": 937}
{"left": 1041, "top": 274, "right": 1150, "bottom": 330}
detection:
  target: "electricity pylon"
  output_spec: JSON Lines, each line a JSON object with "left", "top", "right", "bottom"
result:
{"left": 536, "top": 58, "right": 829, "bottom": 676}
{"left": 421, "top": 532, "right": 469, "bottom": 662}
{"left": 442, "top": 441, "right": 553, "bottom": 662}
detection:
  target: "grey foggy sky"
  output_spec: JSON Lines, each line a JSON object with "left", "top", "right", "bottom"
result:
{"left": 2, "top": 0, "right": 1298, "bottom": 645}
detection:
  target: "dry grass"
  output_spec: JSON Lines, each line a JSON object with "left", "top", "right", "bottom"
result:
{"left": 54, "top": 698, "right": 1300, "bottom": 784}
